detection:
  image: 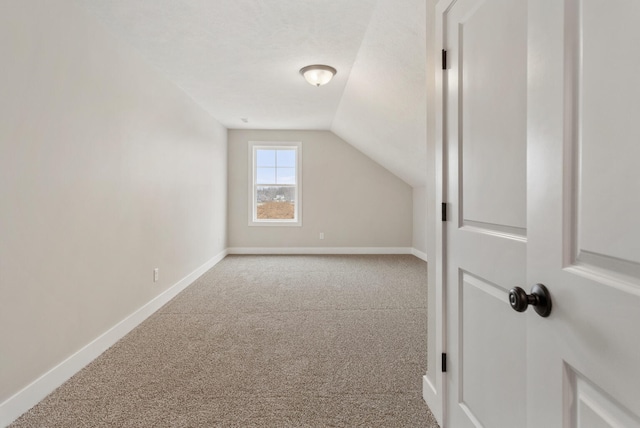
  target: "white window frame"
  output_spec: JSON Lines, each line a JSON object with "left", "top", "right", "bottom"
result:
{"left": 248, "top": 141, "right": 302, "bottom": 227}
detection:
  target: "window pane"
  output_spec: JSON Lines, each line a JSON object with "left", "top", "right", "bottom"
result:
{"left": 277, "top": 149, "right": 296, "bottom": 167}
{"left": 276, "top": 167, "right": 296, "bottom": 184}
{"left": 256, "top": 167, "right": 275, "bottom": 184}
{"left": 256, "top": 186, "right": 296, "bottom": 220}
{"left": 256, "top": 149, "right": 276, "bottom": 167}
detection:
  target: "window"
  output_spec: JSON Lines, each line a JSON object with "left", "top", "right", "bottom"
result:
{"left": 248, "top": 141, "right": 302, "bottom": 226}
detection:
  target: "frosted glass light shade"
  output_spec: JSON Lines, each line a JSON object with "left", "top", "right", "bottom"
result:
{"left": 300, "top": 65, "right": 337, "bottom": 87}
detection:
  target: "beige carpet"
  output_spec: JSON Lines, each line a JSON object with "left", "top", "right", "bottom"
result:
{"left": 11, "top": 255, "right": 439, "bottom": 427}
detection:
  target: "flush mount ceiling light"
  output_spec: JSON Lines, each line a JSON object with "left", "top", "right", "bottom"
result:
{"left": 299, "top": 65, "right": 337, "bottom": 87}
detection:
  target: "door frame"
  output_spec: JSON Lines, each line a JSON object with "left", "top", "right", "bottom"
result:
{"left": 422, "top": 0, "right": 454, "bottom": 426}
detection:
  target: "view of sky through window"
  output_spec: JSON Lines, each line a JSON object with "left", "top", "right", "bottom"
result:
{"left": 256, "top": 149, "right": 296, "bottom": 184}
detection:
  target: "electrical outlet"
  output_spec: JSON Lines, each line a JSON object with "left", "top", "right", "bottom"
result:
{"left": 153, "top": 268, "right": 159, "bottom": 282}
{"left": 319, "top": 232, "right": 324, "bottom": 240}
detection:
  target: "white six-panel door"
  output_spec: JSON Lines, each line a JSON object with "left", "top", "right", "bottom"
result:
{"left": 443, "top": 0, "right": 528, "bottom": 426}
{"left": 439, "top": 0, "right": 640, "bottom": 426}
{"left": 527, "top": 0, "right": 640, "bottom": 426}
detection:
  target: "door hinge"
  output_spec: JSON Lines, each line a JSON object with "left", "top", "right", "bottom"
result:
{"left": 441, "top": 202, "right": 447, "bottom": 222}
{"left": 442, "top": 49, "right": 447, "bottom": 70}
{"left": 442, "top": 353, "right": 447, "bottom": 372}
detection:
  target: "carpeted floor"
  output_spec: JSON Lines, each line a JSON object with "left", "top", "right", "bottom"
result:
{"left": 11, "top": 255, "right": 439, "bottom": 427}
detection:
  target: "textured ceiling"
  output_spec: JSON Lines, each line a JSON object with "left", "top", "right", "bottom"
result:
{"left": 81, "top": 0, "right": 427, "bottom": 186}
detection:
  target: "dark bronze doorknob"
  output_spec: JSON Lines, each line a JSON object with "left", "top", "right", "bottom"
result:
{"left": 508, "top": 283, "right": 552, "bottom": 317}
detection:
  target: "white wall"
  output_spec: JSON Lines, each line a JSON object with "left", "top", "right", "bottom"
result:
{"left": 228, "top": 130, "right": 412, "bottom": 249}
{"left": 332, "top": 0, "right": 427, "bottom": 188}
{"left": 412, "top": 186, "right": 428, "bottom": 257}
{"left": 0, "top": 0, "right": 227, "bottom": 408}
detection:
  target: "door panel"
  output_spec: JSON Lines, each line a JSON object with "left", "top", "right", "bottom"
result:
{"left": 528, "top": 0, "right": 640, "bottom": 426}
{"left": 579, "top": 0, "right": 640, "bottom": 267}
{"left": 566, "top": 365, "right": 640, "bottom": 428}
{"left": 460, "top": 273, "right": 526, "bottom": 427}
{"left": 460, "top": 0, "right": 527, "bottom": 231}
{"left": 445, "top": 0, "right": 527, "bottom": 426}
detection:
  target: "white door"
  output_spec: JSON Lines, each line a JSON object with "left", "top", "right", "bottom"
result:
{"left": 443, "top": 0, "right": 528, "bottom": 426}
{"left": 527, "top": 0, "right": 640, "bottom": 426}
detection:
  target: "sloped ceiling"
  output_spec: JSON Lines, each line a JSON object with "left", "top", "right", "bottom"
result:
{"left": 80, "top": 0, "right": 427, "bottom": 187}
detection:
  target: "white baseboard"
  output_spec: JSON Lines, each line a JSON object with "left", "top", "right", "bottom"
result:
{"left": 0, "top": 249, "right": 228, "bottom": 428}
{"left": 227, "top": 247, "right": 415, "bottom": 255}
{"left": 411, "top": 248, "right": 428, "bottom": 262}
{"left": 423, "top": 374, "right": 443, "bottom": 427}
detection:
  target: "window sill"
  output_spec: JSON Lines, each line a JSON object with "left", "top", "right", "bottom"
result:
{"left": 248, "top": 220, "right": 302, "bottom": 227}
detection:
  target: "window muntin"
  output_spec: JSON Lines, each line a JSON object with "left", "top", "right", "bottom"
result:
{"left": 248, "top": 142, "right": 301, "bottom": 226}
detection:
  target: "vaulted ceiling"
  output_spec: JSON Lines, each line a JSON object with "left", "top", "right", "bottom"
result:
{"left": 81, "top": 0, "right": 427, "bottom": 187}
